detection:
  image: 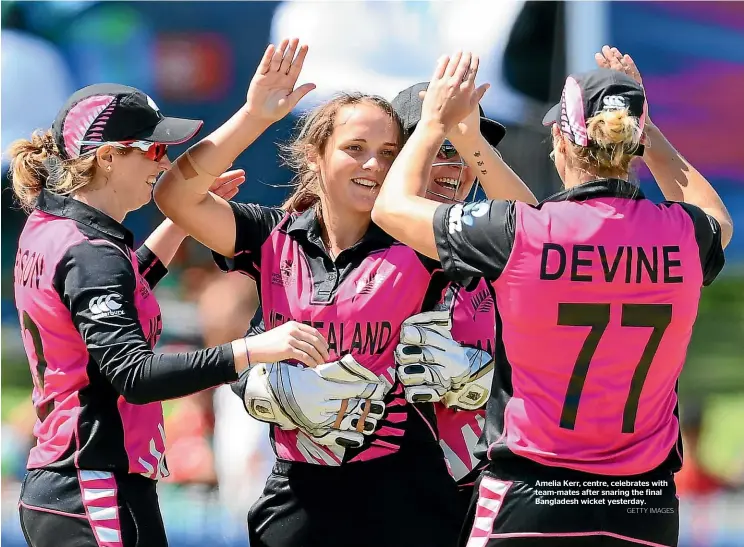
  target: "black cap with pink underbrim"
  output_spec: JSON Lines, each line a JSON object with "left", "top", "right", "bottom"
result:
{"left": 51, "top": 83, "right": 204, "bottom": 160}
{"left": 542, "top": 68, "right": 647, "bottom": 155}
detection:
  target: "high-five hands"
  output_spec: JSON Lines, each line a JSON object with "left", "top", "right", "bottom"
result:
{"left": 244, "top": 38, "right": 316, "bottom": 124}
{"left": 594, "top": 45, "right": 650, "bottom": 124}
{"left": 419, "top": 51, "right": 490, "bottom": 134}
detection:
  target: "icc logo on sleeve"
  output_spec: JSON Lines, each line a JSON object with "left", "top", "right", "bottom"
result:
{"left": 448, "top": 202, "right": 489, "bottom": 235}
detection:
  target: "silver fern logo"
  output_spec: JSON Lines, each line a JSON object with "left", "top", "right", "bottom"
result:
{"left": 272, "top": 259, "right": 295, "bottom": 287}
{"left": 355, "top": 272, "right": 386, "bottom": 296}
{"left": 470, "top": 289, "right": 494, "bottom": 320}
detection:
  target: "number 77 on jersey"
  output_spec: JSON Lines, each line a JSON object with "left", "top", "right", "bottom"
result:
{"left": 557, "top": 302, "right": 672, "bottom": 434}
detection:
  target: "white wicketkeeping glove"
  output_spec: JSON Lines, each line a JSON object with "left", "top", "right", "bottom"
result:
{"left": 395, "top": 309, "right": 494, "bottom": 411}
{"left": 243, "top": 354, "right": 391, "bottom": 449}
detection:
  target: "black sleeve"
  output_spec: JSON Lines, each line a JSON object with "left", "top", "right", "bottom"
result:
{"left": 230, "top": 308, "right": 266, "bottom": 400}
{"left": 135, "top": 244, "right": 168, "bottom": 288}
{"left": 671, "top": 202, "right": 726, "bottom": 286}
{"left": 56, "top": 240, "right": 238, "bottom": 404}
{"left": 212, "top": 202, "right": 286, "bottom": 277}
{"left": 432, "top": 199, "right": 517, "bottom": 282}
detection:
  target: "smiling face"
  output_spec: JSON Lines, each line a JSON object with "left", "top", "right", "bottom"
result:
{"left": 426, "top": 140, "right": 476, "bottom": 204}
{"left": 313, "top": 102, "right": 401, "bottom": 214}
{"left": 104, "top": 145, "right": 172, "bottom": 211}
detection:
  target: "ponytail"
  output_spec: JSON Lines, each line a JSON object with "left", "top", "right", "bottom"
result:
{"left": 7, "top": 130, "right": 54, "bottom": 212}
{"left": 567, "top": 109, "right": 642, "bottom": 178}
{"left": 8, "top": 129, "right": 98, "bottom": 213}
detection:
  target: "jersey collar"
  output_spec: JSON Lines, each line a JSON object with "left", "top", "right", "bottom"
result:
{"left": 35, "top": 189, "right": 135, "bottom": 248}
{"left": 541, "top": 178, "right": 645, "bottom": 204}
{"left": 286, "top": 207, "right": 394, "bottom": 258}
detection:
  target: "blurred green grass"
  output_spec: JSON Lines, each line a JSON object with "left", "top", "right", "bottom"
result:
{"left": 1, "top": 385, "right": 178, "bottom": 422}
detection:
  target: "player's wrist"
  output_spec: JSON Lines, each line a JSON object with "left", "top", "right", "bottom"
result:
{"left": 417, "top": 118, "right": 449, "bottom": 141}
{"left": 447, "top": 129, "right": 482, "bottom": 150}
{"left": 231, "top": 338, "right": 252, "bottom": 374}
{"left": 237, "top": 103, "right": 276, "bottom": 131}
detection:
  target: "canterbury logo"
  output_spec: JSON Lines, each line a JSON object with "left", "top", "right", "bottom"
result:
{"left": 448, "top": 202, "right": 488, "bottom": 235}
{"left": 602, "top": 95, "right": 628, "bottom": 111}
{"left": 89, "top": 294, "right": 124, "bottom": 318}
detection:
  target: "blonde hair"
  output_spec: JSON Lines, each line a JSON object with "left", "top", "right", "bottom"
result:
{"left": 563, "top": 109, "right": 643, "bottom": 178}
{"left": 280, "top": 92, "right": 403, "bottom": 213}
{"left": 8, "top": 129, "right": 98, "bottom": 212}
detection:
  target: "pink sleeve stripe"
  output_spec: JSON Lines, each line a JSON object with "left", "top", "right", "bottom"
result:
{"left": 140, "top": 257, "right": 161, "bottom": 278}
{"left": 370, "top": 439, "right": 399, "bottom": 451}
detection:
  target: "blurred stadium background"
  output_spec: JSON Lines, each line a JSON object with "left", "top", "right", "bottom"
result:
{"left": 1, "top": 1, "right": 742, "bottom": 545}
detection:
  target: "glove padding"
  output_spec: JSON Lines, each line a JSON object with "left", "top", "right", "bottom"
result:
{"left": 395, "top": 309, "right": 494, "bottom": 410}
{"left": 243, "top": 354, "right": 390, "bottom": 448}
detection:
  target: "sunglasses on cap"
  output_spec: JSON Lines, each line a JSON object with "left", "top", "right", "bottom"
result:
{"left": 77, "top": 140, "right": 169, "bottom": 162}
{"left": 436, "top": 140, "right": 460, "bottom": 161}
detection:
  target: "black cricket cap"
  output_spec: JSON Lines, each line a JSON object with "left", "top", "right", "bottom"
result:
{"left": 51, "top": 83, "right": 203, "bottom": 160}
{"left": 542, "top": 68, "right": 646, "bottom": 152}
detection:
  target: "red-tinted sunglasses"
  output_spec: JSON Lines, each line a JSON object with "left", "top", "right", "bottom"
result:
{"left": 78, "top": 139, "right": 169, "bottom": 162}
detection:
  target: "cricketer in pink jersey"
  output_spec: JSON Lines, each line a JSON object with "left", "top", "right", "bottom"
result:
{"left": 152, "top": 46, "right": 466, "bottom": 542}
{"left": 11, "top": 83, "right": 258, "bottom": 547}
{"left": 389, "top": 81, "right": 517, "bottom": 517}
{"left": 372, "top": 50, "right": 731, "bottom": 547}
{"left": 214, "top": 201, "right": 467, "bottom": 547}
{"left": 236, "top": 249, "right": 497, "bottom": 517}
{"left": 228, "top": 82, "right": 507, "bottom": 514}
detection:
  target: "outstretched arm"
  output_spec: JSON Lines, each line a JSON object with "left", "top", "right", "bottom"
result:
{"left": 141, "top": 170, "right": 246, "bottom": 271}
{"left": 155, "top": 38, "right": 315, "bottom": 258}
{"left": 596, "top": 46, "right": 733, "bottom": 249}
{"left": 447, "top": 105, "right": 537, "bottom": 204}
{"left": 372, "top": 52, "right": 488, "bottom": 259}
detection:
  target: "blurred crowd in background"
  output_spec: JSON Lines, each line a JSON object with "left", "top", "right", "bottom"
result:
{"left": 2, "top": 2, "right": 743, "bottom": 546}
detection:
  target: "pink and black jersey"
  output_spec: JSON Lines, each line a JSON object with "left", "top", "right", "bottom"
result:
{"left": 435, "top": 278, "right": 495, "bottom": 486}
{"left": 432, "top": 179, "right": 725, "bottom": 476}
{"left": 14, "top": 190, "right": 238, "bottom": 477}
{"left": 215, "top": 203, "right": 447, "bottom": 466}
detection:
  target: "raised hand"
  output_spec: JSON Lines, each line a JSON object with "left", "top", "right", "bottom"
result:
{"left": 595, "top": 45, "right": 643, "bottom": 86}
{"left": 419, "top": 51, "right": 490, "bottom": 134}
{"left": 208, "top": 169, "right": 246, "bottom": 201}
{"left": 244, "top": 38, "right": 316, "bottom": 124}
{"left": 595, "top": 45, "right": 650, "bottom": 124}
